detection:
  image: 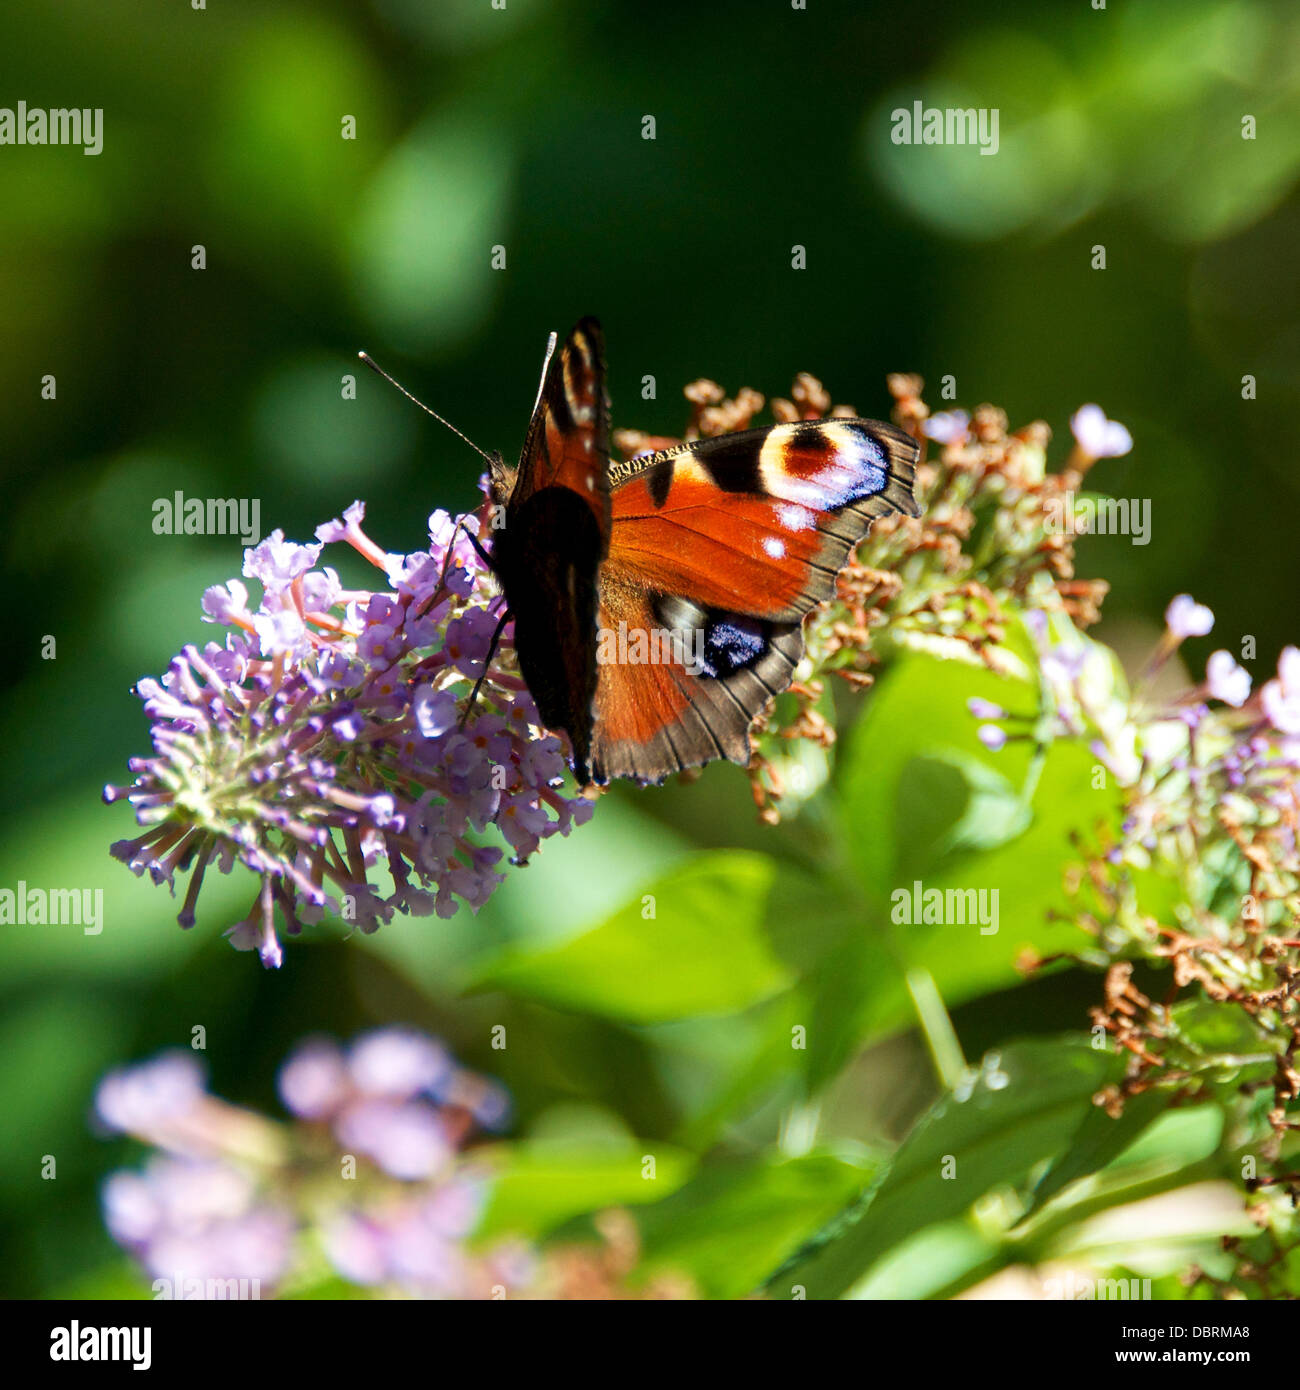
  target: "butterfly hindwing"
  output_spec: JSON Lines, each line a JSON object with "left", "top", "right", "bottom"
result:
{"left": 592, "top": 579, "right": 805, "bottom": 782}
{"left": 589, "top": 419, "right": 920, "bottom": 784}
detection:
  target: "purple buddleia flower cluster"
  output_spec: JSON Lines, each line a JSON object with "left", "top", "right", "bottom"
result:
{"left": 94, "top": 1029, "right": 531, "bottom": 1300}
{"left": 104, "top": 498, "right": 594, "bottom": 968}
{"left": 968, "top": 594, "right": 1290, "bottom": 802}
{"left": 277, "top": 1028, "right": 509, "bottom": 1177}
{"left": 968, "top": 593, "right": 1300, "bottom": 944}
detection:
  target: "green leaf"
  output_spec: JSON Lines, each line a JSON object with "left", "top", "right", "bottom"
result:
{"left": 848, "top": 1219, "right": 1002, "bottom": 1300}
{"left": 633, "top": 1152, "right": 879, "bottom": 1299}
{"left": 1167, "top": 999, "right": 1263, "bottom": 1058}
{"left": 467, "top": 852, "right": 794, "bottom": 1023}
{"left": 796, "top": 934, "right": 910, "bottom": 1093}
{"left": 894, "top": 750, "right": 1033, "bottom": 882}
{"left": 474, "top": 1142, "right": 694, "bottom": 1240}
{"left": 1028, "top": 1087, "right": 1169, "bottom": 1213}
{"left": 768, "top": 1038, "right": 1119, "bottom": 1299}
{"left": 838, "top": 654, "right": 1039, "bottom": 898}
{"left": 1101, "top": 1105, "right": 1224, "bottom": 1172}
{"left": 283, "top": 1276, "right": 377, "bottom": 1301}
{"left": 55, "top": 1263, "right": 153, "bottom": 1301}
{"left": 887, "top": 756, "right": 1115, "bottom": 1027}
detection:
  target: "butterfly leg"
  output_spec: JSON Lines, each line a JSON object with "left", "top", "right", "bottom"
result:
{"left": 462, "top": 525, "right": 496, "bottom": 573}
{"left": 458, "top": 602, "right": 512, "bottom": 728}
{"left": 416, "top": 520, "right": 498, "bottom": 618}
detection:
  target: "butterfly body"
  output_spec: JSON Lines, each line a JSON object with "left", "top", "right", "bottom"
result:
{"left": 486, "top": 318, "right": 920, "bottom": 786}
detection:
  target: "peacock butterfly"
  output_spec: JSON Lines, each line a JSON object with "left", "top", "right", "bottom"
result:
{"left": 483, "top": 317, "right": 921, "bottom": 786}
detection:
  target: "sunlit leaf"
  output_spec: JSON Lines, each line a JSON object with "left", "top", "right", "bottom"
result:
{"left": 769, "top": 1039, "right": 1119, "bottom": 1299}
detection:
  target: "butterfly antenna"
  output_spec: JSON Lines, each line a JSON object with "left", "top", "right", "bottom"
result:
{"left": 529, "top": 331, "right": 559, "bottom": 417}
{"left": 357, "top": 351, "right": 494, "bottom": 465}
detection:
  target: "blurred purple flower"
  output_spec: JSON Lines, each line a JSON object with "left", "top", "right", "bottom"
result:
{"left": 1070, "top": 404, "right": 1132, "bottom": 459}
{"left": 923, "top": 410, "right": 970, "bottom": 445}
{"left": 347, "top": 1028, "right": 453, "bottom": 1100}
{"left": 322, "top": 1180, "right": 488, "bottom": 1296}
{"left": 277, "top": 1038, "right": 349, "bottom": 1120}
{"left": 1205, "top": 650, "right": 1251, "bottom": 708}
{"left": 334, "top": 1099, "right": 453, "bottom": 1181}
{"left": 95, "top": 1053, "right": 206, "bottom": 1136}
{"left": 96, "top": 1029, "right": 526, "bottom": 1300}
{"left": 1165, "top": 594, "right": 1214, "bottom": 639}
{"left": 1261, "top": 646, "right": 1300, "bottom": 735}
{"left": 102, "top": 1155, "right": 294, "bottom": 1295}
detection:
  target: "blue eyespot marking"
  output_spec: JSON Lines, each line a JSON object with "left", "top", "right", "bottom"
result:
{"left": 698, "top": 615, "right": 766, "bottom": 679}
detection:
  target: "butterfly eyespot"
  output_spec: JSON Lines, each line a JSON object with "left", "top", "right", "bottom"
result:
{"left": 697, "top": 615, "right": 768, "bottom": 680}
{"left": 759, "top": 423, "right": 888, "bottom": 509}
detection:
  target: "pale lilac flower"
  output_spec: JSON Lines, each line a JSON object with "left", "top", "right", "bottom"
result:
{"left": 102, "top": 1155, "right": 294, "bottom": 1294}
{"left": 301, "top": 567, "right": 342, "bottom": 612}
{"left": 1023, "top": 609, "right": 1093, "bottom": 739}
{"left": 977, "top": 725, "right": 1007, "bottom": 752}
{"left": 95, "top": 1053, "right": 206, "bottom": 1136}
{"left": 1041, "top": 643, "right": 1088, "bottom": 688}
{"left": 315, "top": 499, "right": 367, "bottom": 545}
{"left": 967, "top": 697, "right": 1005, "bottom": 720}
{"left": 277, "top": 1038, "right": 349, "bottom": 1120}
{"left": 243, "top": 531, "right": 322, "bottom": 589}
{"left": 1090, "top": 736, "right": 1142, "bottom": 786}
{"left": 1205, "top": 650, "right": 1251, "bottom": 708}
{"left": 923, "top": 410, "right": 970, "bottom": 445}
{"left": 1088, "top": 609, "right": 1300, "bottom": 897}
{"left": 1070, "top": 404, "right": 1132, "bottom": 459}
{"left": 252, "top": 606, "right": 311, "bottom": 660}
{"left": 334, "top": 1099, "right": 452, "bottom": 1180}
{"left": 348, "top": 1029, "right": 452, "bottom": 1100}
{"left": 201, "top": 579, "right": 251, "bottom": 625}
{"left": 1261, "top": 646, "right": 1300, "bottom": 735}
{"left": 1165, "top": 594, "right": 1214, "bottom": 640}
{"left": 413, "top": 685, "right": 460, "bottom": 738}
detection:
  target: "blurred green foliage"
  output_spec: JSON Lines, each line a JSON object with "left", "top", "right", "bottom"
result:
{"left": 2, "top": 0, "right": 1298, "bottom": 1298}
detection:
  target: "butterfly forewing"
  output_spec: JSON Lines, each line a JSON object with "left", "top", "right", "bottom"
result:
{"left": 510, "top": 316, "right": 611, "bottom": 549}
{"left": 492, "top": 318, "right": 612, "bottom": 784}
{"left": 589, "top": 419, "right": 919, "bottom": 783}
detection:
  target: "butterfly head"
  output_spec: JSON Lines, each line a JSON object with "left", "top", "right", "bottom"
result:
{"left": 486, "top": 451, "right": 515, "bottom": 512}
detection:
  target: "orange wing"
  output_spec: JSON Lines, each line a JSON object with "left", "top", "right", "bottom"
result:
{"left": 510, "top": 316, "right": 611, "bottom": 553}
{"left": 589, "top": 419, "right": 919, "bottom": 783}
